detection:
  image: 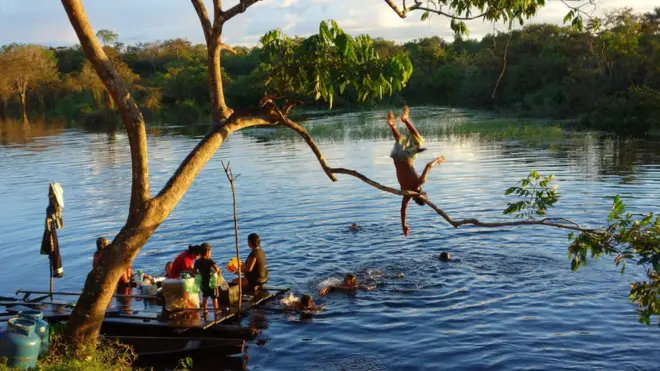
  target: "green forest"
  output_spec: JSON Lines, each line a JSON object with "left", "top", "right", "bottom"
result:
{"left": 0, "top": 7, "right": 658, "bottom": 136}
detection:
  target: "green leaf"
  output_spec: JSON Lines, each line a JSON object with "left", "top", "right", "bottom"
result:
{"left": 421, "top": 11, "right": 430, "bottom": 21}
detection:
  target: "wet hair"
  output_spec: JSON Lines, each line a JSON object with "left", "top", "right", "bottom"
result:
{"left": 439, "top": 252, "right": 451, "bottom": 262}
{"left": 199, "top": 243, "right": 211, "bottom": 257}
{"left": 248, "top": 233, "right": 260, "bottom": 248}
{"left": 96, "top": 237, "right": 108, "bottom": 251}
{"left": 344, "top": 273, "right": 357, "bottom": 287}
{"left": 187, "top": 244, "right": 204, "bottom": 256}
{"left": 413, "top": 196, "right": 425, "bottom": 206}
{"left": 301, "top": 294, "right": 314, "bottom": 309}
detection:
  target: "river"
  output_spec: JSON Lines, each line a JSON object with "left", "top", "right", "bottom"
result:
{"left": 1, "top": 107, "right": 659, "bottom": 370}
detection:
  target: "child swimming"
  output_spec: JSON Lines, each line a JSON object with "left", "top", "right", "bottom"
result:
{"left": 319, "top": 273, "right": 376, "bottom": 295}
{"left": 281, "top": 293, "right": 320, "bottom": 312}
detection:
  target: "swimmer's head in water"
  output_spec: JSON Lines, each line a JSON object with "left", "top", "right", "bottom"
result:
{"left": 301, "top": 294, "right": 315, "bottom": 309}
{"left": 344, "top": 273, "right": 357, "bottom": 287}
{"left": 350, "top": 223, "right": 359, "bottom": 231}
{"left": 439, "top": 252, "right": 451, "bottom": 261}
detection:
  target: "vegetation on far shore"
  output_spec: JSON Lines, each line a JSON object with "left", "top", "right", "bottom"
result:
{"left": 0, "top": 7, "right": 659, "bottom": 136}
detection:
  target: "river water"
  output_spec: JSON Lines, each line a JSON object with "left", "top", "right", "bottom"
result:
{"left": 1, "top": 107, "right": 659, "bottom": 370}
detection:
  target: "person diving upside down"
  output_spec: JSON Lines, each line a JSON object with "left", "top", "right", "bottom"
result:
{"left": 388, "top": 106, "right": 444, "bottom": 236}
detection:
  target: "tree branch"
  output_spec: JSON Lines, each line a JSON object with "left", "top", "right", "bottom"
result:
{"left": 152, "top": 115, "right": 274, "bottom": 217}
{"left": 264, "top": 103, "right": 598, "bottom": 235}
{"left": 384, "top": 0, "right": 487, "bottom": 20}
{"left": 61, "top": 0, "right": 150, "bottom": 214}
{"left": 191, "top": 0, "right": 213, "bottom": 42}
{"left": 221, "top": 0, "right": 262, "bottom": 24}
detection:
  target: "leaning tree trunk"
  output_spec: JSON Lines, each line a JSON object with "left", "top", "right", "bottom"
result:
{"left": 66, "top": 217, "right": 156, "bottom": 348}
{"left": 61, "top": 0, "right": 274, "bottom": 351}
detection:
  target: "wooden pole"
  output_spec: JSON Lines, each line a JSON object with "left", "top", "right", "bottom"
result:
{"left": 49, "top": 263, "right": 53, "bottom": 302}
{"left": 222, "top": 161, "right": 242, "bottom": 315}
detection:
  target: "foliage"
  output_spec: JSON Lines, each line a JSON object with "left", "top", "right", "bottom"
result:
{"left": 175, "top": 357, "right": 194, "bottom": 371}
{"left": 586, "top": 86, "right": 660, "bottom": 136}
{"left": 1, "top": 7, "right": 659, "bottom": 133}
{"left": 96, "top": 29, "right": 118, "bottom": 47}
{"left": 0, "top": 334, "right": 137, "bottom": 371}
{"left": 568, "top": 195, "right": 660, "bottom": 325}
{"left": 503, "top": 171, "right": 559, "bottom": 218}
{"left": 260, "top": 20, "right": 413, "bottom": 108}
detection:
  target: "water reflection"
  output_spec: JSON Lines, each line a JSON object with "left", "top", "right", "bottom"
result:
{"left": 0, "top": 119, "right": 66, "bottom": 147}
{"left": 2, "top": 107, "right": 660, "bottom": 369}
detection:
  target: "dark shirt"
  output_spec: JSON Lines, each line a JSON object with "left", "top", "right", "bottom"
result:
{"left": 245, "top": 248, "right": 268, "bottom": 287}
{"left": 194, "top": 257, "right": 217, "bottom": 289}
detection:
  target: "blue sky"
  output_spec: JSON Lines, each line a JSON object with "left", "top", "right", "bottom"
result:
{"left": 0, "top": 0, "right": 657, "bottom": 46}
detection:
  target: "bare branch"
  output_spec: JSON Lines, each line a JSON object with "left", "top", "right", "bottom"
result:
{"left": 219, "top": 43, "right": 237, "bottom": 55}
{"left": 191, "top": 0, "right": 213, "bottom": 42}
{"left": 61, "top": 0, "right": 150, "bottom": 213}
{"left": 384, "top": 0, "right": 487, "bottom": 20}
{"left": 261, "top": 99, "right": 338, "bottom": 182}
{"left": 221, "top": 160, "right": 242, "bottom": 313}
{"left": 492, "top": 28, "right": 512, "bottom": 99}
{"left": 267, "top": 103, "right": 597, "bottom": 235}
{"left": 221, "top": 0, "right": 262, "bottom": 23}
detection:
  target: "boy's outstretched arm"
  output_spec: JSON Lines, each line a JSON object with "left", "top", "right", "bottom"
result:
{"left": 401, "top": 196, "right": 411, "bottom": 236}
{"left": 419, "top": 156, "right": 445, "bottom": 186}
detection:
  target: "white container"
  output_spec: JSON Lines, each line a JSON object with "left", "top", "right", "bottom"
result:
{"left": 161, "top": 278, "right": 200, "bottom": 311}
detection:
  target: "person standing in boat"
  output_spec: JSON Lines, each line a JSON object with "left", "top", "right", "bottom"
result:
{"left": 93, "top": 237, "right": 108, "bottom": 268}
{"left": 387, "top": 106, "right": 445, "bottom": 236}
{"left": 240, "top": 233, "right": 269, "bottom": 293}
{"left": 193, "top": 243, "right": 222, "bottom": 318}
{"left": 168, "top": 244, "right": 202, "bottom": 279}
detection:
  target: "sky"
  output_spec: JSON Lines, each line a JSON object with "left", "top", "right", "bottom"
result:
{"left": 0, "top": 0, "right": 657, "bottom": 47}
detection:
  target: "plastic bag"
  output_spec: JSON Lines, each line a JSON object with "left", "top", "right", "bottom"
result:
{"left": 184, "top": 276, "right": 199, "bottom": 294}
{"left": 209, "top": 272, "right": 218, "bottom": 289}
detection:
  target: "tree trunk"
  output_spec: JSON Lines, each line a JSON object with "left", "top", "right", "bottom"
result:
{"left": 207, "top": 38, "right": 232, "bottom": 122}
{"left": 66, "top": 211, "right": 158, "bottom": 349}
{"left": 19, "top": 89, "right": 28, "bottom": 124}
{"left": 0, "top": 99, "right": 7, "bottom": 121}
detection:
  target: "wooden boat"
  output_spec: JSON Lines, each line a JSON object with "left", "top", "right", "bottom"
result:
{"left": 103, "top": 335, "right": 245, "bottom": 360}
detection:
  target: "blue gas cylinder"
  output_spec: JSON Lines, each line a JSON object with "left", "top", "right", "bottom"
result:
{"left": 0, "top": 318, "right": 41, "bottom": 369}
{"left": 18, "top": 310, "right": 49, "bottom": 356}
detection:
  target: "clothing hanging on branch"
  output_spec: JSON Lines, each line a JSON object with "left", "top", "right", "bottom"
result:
{"left": 40, "top": 183, "right": 64, "bottom": 278}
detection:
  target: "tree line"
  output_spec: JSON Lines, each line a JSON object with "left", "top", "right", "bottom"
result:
{"left": 0, "top": 7, "right": 658, "bottom": 135}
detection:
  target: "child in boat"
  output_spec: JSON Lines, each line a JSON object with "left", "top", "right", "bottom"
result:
{"left": 318, "top": 273, "right": 376, "bottom": 295}
{"left": 193, "top": 243, "right": 222, "bottom": 317}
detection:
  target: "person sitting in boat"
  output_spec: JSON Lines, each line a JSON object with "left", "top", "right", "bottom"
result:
{"left": 387, "top": 106, "right": 445, "bottom": 236}
{"left": 168, "top": 244, "right": 202, "bottom": 279}
{"left": 139, "top": 261, "right": 172, "bottom": 286}
{"left": 238, "top": 233, "right": 268, "bottom": 293}
{"left": 117, "top": 265, "right": 135, "bottom": 287}
{"left": 318, "top": 273, "right": 376, "bottom": 295}
{"left": 93, "top": 237, "right": 108, "bottom": 268}
{"left": 193, "top": 243, "right": 222, "bottom": 318}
